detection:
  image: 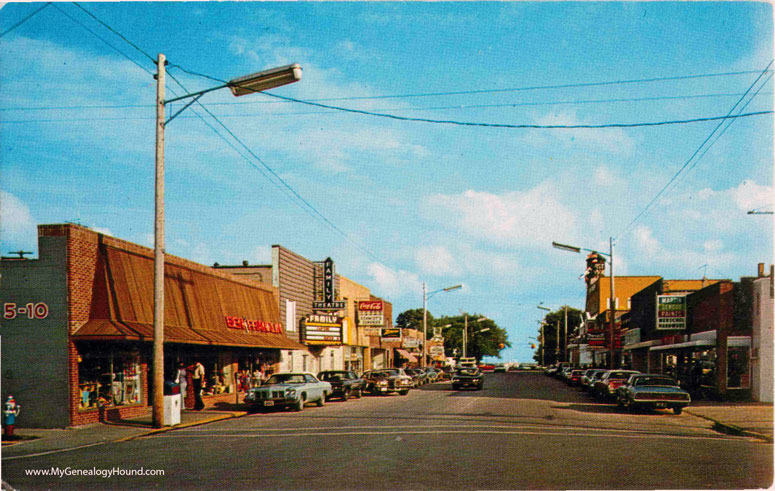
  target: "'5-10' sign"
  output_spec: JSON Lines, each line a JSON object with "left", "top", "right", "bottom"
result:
{"left": 4, "top": 302, "right": 49, "bottom": 320}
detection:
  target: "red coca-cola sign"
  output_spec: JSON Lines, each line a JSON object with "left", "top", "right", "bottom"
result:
{"left": 358, "top": 300, "right": 383, "bottom": 311}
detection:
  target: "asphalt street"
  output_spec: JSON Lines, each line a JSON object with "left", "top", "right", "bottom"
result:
{"left": 3, "top": 372, "right": 772, "bottom": 490}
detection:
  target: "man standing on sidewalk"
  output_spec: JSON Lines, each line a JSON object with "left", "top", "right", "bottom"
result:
{"left": 192, "top": 361, "right": 205, "bottom": 411}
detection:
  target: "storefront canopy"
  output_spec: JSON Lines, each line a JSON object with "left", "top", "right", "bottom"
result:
{"left": 396, "top": 349, "right": 418, "bottom": 363}
{"left": 72, "top": 242, "right": 307, "bottom": 351}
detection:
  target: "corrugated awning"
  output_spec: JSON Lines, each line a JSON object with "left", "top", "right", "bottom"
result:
{"left": 70, "top": 241, "right": 307, "bottom": 352}
{"left": 73, "top": 319, "right": 307, "bottom": 350}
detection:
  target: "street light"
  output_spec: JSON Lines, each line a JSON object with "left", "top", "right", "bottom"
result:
{"left": 552, "top": 238, "right": 615, "bottom": 369}
{"left": 422, "top": 283, "right": 462, "bottom": 367}
{"left": 463, "top": 315, "right": 487, "bottom": 359}
{"left": 152, "top": 55, "right": 302, "bottom": 428}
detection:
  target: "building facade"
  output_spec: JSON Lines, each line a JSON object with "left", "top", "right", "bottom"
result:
{"left": 0, "top": 224, "right": 306, "bottom": 428}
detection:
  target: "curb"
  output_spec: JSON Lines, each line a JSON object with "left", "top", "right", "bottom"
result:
{"left": 113, "top": 411, "right": 248, "bottom": 443}
{"left": 685, "top": 409, "right": 773, "bottom": 443}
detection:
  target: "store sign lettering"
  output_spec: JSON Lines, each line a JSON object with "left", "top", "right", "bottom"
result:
{"left": 225, "top": 316, "right": 282, "bottom": 334}
{"left": 656, "top": 294, "right": 687, "bottom": 330}
{"left": 3, "top": 302, "right": 49, "bottom": 320}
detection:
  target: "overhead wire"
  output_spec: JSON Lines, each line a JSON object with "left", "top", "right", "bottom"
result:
{"left": 50, "top": 1, "right": 384, "bottom": 264}
{"left": 0, "top": 2, "right": 52, "bottom": 38}
{"left": 617, "top": 60, "right": 774, "bottom": 240}
{"left": 4, "top": 89, "right": 774, "bottom": 119}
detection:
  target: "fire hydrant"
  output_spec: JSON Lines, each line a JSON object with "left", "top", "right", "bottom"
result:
{"left": 3, "top": 395, "right": 21, "bottom": 438}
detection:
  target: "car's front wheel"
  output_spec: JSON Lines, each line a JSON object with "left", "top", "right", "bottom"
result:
{"left": 673, "top": 406, "right": 683, "bottom": 415}
{"left": 341, "top": 388, "right": 351, "bottom": 401}
{"left": 355, "top": 388, "right": 362, "bottom": 399}
{"left": 317, "top": 394, "right": 326, "bottom": 407}
{"left": 295, "top": 396, "right": 305, "bottom": 411}
{"left": 399, "top": 389, "right": 409, "bottom": 395}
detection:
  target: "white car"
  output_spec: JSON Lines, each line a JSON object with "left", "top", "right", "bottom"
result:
{"left": 244, "top": 373, "right": 331, "bottom": 411}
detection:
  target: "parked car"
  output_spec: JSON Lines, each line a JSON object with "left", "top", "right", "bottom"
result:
{"left": 439, "top": 366, "right": 455, "bottom": 381}
{"left": 558, "top": 365, "right": 575, "bottom": 381}
{"left": 403, "top": 368, "right": 425, "bottom": 387}
{"left": 493, "top": 364, "right": 508, "bottom": 373}
{"left": 244, "top": 372, "right": 331, "bottom": 411}
{"left": 594, "top": 370, "right": 640, "bottom": 401}
{"left": 362, "top": 369, "right": 413, "bottom": 395}
{"left": 451, "top": 367, "right": 484, "bottom": 390}
{"left": 544, "top": 364, "right": 559, "bottom": 376}
{"left": 423, "top": 367, "right": 440, "bottom": 382}
{"left": 479, "top": 364, "right": 496, "bottom": 373}
{"left": 616, "top": 374, "right": 691, "bottom": 414}
{"left": 580, "top": 369, "right": 606, "bottom": 393}
{"left": 567, "top": 369, "right": 586, "bottom": 386}
{"left": 317, "top": 370, "right": 365, "bottom": 401}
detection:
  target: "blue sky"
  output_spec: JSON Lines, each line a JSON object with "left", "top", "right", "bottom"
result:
{"left": 1, "top": 2, "right": 773, "bottom": 363}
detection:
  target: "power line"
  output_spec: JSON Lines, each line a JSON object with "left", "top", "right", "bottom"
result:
{"left": 50, "top": 4, "right": 153, "bottom": 77}
{"left": 264, "top": 92, "right": 775, "bottom": 129}
{"left": 0, "top": 2, "right": 52, "bottom": 38}
{"left": 51, "top": 2, "right": 384, "bottom": 264}
{"left": 4, "top": 89, "right": 771, "bottom": 114}
{"left": 617, "top": 60, "right": 774, "bottom": 239}
{"left": 174, "top": 66, "right": 772, "bottom": 101}
{"left": 71, "top": 2, "right": 156, "bottom": 65}
{"left": 163, "top": 71, "right": 385, "bottom": 263}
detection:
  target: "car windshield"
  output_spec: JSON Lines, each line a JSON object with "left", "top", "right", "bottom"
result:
{"left": 456, "top": 368, "right": 479, "bottom": 376}
{"left": 319, "top": 372, "right": 345, "bottom": 381}
{"left": 266, "top": 374, "right": 305, "bottom": 385}
{"left": 635, "top": 377, "right": 677, "bottom": 387}
{"left": 368, "top": 371, "right": 388, "bottom": 378}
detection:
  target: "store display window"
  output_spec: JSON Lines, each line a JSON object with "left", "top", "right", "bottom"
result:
{"left": 78, "top": 349, "right": 142, "bottom": 410}
{"left": 727, "top": 347, "right": 751, "bottom": 389}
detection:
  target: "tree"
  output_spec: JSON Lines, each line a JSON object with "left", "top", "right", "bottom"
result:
{"left": 395, "top": 308, "right": 431, "bottom": 331}
{"left": 436, "top": 314, "right": 511, "bottom": 362}
{"left": 533, "top": 306, "right": 582, "bottom": 365}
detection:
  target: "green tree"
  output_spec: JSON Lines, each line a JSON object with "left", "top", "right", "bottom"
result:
{"left": 533, "top": 306, "right": 582, "bottom": 365}
{"left": 395, "top": 308, "right": 432, "bottom": 331}
{"left": 435, "top": 314, "right": 511, "bottom": 362}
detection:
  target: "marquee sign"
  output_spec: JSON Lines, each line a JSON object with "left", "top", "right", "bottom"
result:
{"left": 302, "top": 313, "right": 343, "bottom": 345}
{"left": 656, "top": 294, "right": 687, "bottom": 330}
{"left": 357, "top": 300, "right": 384, "bottom": 326}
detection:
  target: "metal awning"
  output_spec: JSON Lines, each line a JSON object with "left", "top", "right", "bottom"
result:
{"left": 396, "top": 349, "right": 418, "bottom": 363}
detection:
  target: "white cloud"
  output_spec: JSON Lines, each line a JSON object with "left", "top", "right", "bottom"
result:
{"left": 521, "top": 110, "right": 635, "bottom": 156}
{"left": 415, "top": 246, "right": 461, "bottom": 276}
{"left": 90, "top": 226, "right": 114, "bottom": 237}
{"left": 0, "top": 191, "right": 37, "bottom": 249}
{"left": 366, "top": 263, "right": 422, "bottom": 299}
{"left": 730, "top": 179, "right": 774, "bottom": 212}
{"left": 424, "top": 183, "right": 580, "bottom": 248}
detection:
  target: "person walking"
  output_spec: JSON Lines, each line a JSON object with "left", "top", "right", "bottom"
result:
{"left": 192, "top": 361, "right": 205, "bottom": 410}
{"left": 176, "top": 362, "right": 188, "bottom": 410}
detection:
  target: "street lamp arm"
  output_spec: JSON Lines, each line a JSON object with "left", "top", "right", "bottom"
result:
{"left": 427, "top": 284, "right": 463, "bottom": 300}
{"left": 552, "top": 241, "right": 610, "bottom": 257}
{"left": 165, "top": 93, "right": 205, "bottom": 125}
{"left": 164, "top": 83, "right": 230, "bottom": 105}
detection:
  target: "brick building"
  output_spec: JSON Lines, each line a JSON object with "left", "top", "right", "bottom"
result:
{"left": 0, "top": 224, "right": 305, "bottom": 428}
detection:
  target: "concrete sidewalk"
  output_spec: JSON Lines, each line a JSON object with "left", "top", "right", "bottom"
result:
{"left": 685, "top": 401, "right": 773, "bottom": 442}
{"left": 1, "top": 407, "right": 247, "bottom": 459}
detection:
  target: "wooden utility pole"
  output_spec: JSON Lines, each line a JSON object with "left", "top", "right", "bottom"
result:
{"left": 152, "top": 53, "right": 166, "bottom": 428}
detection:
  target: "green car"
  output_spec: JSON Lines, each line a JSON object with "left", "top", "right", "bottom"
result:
{"left": 451, "top": 367, "right": 484, "bottom": 390}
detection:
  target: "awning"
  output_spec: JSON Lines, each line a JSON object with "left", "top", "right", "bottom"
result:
{"left": 650, "top": 339, "right": 714, "bottom": 351}
{"left": 623, "top": 340, "right": 662, "bottom": 351}
{"left": 396, "top": 349, "right": 418, "bottom": 363}
{"left": 73, "top": 319, "right": 308, "bottom": 351}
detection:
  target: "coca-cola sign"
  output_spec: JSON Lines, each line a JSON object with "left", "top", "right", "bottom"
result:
{"left": 357, "top": 300, "right": 384, "bottom": 326}
{"left": 358, "top": 300, "right": 383, "bottom": 311}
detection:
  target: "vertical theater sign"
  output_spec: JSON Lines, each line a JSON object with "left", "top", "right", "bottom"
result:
{"left": 304, "top": 257, "right": 344, "bottom": 345}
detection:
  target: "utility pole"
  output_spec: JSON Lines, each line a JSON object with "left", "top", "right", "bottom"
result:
{"left": 609, "top": 237, "right": 616, "bottom": 370}
{"left": 564, "top": 305, "right": 568, "bottom": 362}
{"left": 152, "top": 53, "right": 166, "bottom": 429}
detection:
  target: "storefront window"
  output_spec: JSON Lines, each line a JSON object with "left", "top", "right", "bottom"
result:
{"left": 727, "top": 347, "right": 751, "bottom": 389}
{"left": 78, "top": 349, "right": 142, "bottom": 410}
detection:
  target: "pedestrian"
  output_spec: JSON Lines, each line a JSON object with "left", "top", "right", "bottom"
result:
{"left": 3, "top": 395, "right": 21, "bottom": 438}
{"left": 192, "top": 361, "right": 205, "bottom": 410}
{"left": 176, "top": 362, "right": 188, "bottom": 410}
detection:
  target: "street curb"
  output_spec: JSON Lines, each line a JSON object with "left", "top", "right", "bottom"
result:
{"left": 113, "top": 411, "right": 248, "bottom": 443}
{"left": 685, "top": 410, "right": 773, "bottom": 443}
